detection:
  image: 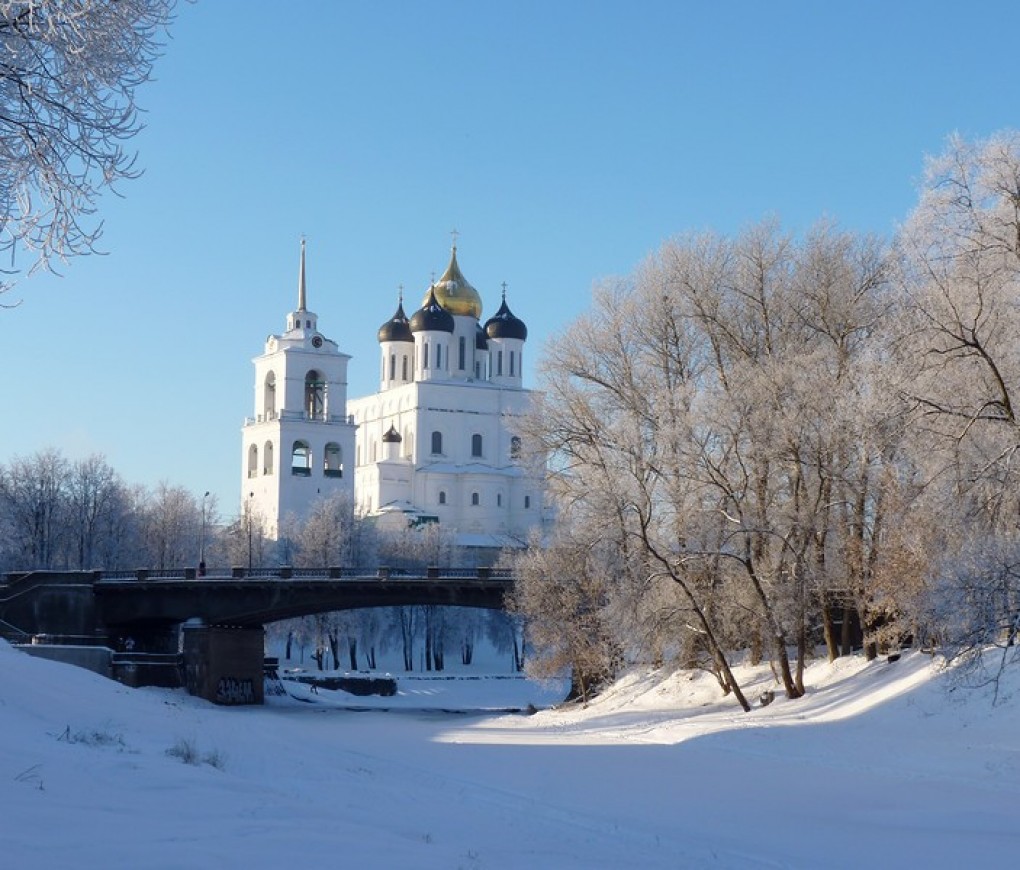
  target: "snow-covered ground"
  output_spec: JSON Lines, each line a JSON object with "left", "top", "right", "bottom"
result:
{"left": 2, "top": 641, "right": 1018, "bottom": 869}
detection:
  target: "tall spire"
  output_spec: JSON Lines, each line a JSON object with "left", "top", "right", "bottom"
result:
{"left": 297, "top": 237, "right": 307, "bottom": 312}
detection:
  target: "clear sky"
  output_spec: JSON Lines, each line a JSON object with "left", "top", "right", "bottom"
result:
{"left": 2, "top": 0, "right": 1018, "bottom": 520}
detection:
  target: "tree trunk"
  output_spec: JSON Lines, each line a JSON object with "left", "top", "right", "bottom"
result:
{"left": 822, "top": 605, "right": 838, "bottom": 662}
{"left": 347, "top": 638, "right": 358, "bottom": 671}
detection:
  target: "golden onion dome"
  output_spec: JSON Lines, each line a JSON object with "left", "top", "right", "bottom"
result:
{"left": 425, "top": 246, "right": 483, "bottom": 319}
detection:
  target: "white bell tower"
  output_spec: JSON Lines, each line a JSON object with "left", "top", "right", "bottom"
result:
{"left": 241, "top": 240, "right": 357, "bottom": 539}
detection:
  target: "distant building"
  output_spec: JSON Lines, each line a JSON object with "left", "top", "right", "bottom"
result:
{"left": 241, "top": 240, "right": 545, "bottom": 553}
{"left": 240, "top": 241, "right": 356, "bottom": 538}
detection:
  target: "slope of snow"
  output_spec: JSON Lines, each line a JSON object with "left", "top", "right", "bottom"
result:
{"left": 2, "top": 641, "right": 1018, "bottom": 869}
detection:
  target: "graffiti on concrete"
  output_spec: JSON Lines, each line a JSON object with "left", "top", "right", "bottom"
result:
{"left": 215, "top": 676, "right": 255, "bottom": 705}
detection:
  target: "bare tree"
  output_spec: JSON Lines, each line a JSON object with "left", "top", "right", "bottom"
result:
{"left": 0, "top": 0, "right": 175, "bottom": 299}
{"left": 0, "top": 448, "right": 68, "bottom": 567}
{"left": 66, "top": 453, "right": 123, "bottom": 569}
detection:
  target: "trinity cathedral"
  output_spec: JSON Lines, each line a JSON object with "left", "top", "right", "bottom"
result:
{"left": 240, "top": 240, "right": 546, "bottom": 554}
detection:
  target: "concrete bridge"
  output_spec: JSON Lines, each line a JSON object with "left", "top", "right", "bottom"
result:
{"left": 0, "top": 567, "right": 513, "bottom": 706}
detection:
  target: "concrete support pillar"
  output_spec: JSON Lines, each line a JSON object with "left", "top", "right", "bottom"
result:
{"left": 182, "top": 625, "right": 265, "bottom": 705}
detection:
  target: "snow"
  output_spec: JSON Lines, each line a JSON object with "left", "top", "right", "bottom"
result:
{"left": 2, "top": 643, "right": 1019, "bottom": 869}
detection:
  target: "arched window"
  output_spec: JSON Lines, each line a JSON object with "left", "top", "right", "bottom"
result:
{"left": 472, "top": 433, "right": 483, "bottom": 458}
{"left": 497, "top": 350, "right": 503, "bottom": 376}
{"left": 247, "top": 444, "right": 258, "bottom": 478}
{"left": 510, "top": 436, "right": 522, "bottom": 459}
{"left": 497, "top": 493, "right": 502, "bottom": 507}
{"left": 422, "top": 342, "right": 429, "bottom": 371}
{"left": 510, "top": 350, "right": 516, "bottom": 377}
{"left": 438, "top": 491, "right": 447, "bottom": 505}
{"left": 324, "top": 443, "right": 343, "bottom": 477}
{"left": 291, "top": 441, "right": 311, "bottom": 476}
{"left": 436, "top": 344, "right": 442, "bottom": 369}
{"left": 389, "top": 354, "right": 396, "bottom": 380}
{"left": 404, "top": 428, "right": 414, "bottom": 459}
{"left": 525, "top": 495, "right": 531, "bottom": 509}
{"left": 431, "top": 431, "right": 442, "bottom": 455}
{"left": 305, "top": 370, "right": 325, "bottom": 420}
{"left": 471, "top": 492, "right": 480, "bottom": 506}
{"left": 458, "top": 336, "right": 466, "bottom": 370}
{"left": 263, "top": 372, "right": 276, "bottom": 420}
{"left": 264, "top": 440, "right": 274, "bottom": 475}
{"left": 402, "top": 355, "right": 409, "bottom": 381}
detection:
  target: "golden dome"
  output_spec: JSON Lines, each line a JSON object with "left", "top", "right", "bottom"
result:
{"left": 425, "top": 246, "right": 483, "bottom": 319}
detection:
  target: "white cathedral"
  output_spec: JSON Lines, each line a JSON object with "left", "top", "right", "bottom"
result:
{"left": 241, "top": 239, "right": 545, "bottom": 553}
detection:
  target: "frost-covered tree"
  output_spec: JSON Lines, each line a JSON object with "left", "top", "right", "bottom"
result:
{"left": 0, "top": 448, "right": 68, "bottom": 568}
{"left": 0, "top": 0, "right": 175, "bottom": 299}
{"left": 518, "top": 219, "right": 903, "bottom": 708}
{"left": 897, "top": 131, "right": 1020, "bottom": 533}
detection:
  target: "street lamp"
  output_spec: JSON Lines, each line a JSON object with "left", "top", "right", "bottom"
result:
{"left": 199, "top": 491, "right": 210, "bottom": 576}
{"left": 247, "top": 491, "right": 254, "bottom": 571}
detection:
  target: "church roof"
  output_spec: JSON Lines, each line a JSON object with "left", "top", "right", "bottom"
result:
{"left": 426, "top": 245, "right": 483, "bottom": 320}
{"left": 382, "top": 424, "right": 402, "bottom": 443}
{"left": 409, "top": 286, "right": 455, "bottom": 334}
{"left": 484, "top": 294, "right": 528, "bottom": 341}
{"left": 377, "top": 299, "right": 413, "bottom": 343}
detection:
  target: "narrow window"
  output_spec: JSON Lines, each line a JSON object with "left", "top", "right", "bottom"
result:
{"left": 431, "top": 431, "right": 442, "bottom": 454}
{"left": 305, "top": 371, "right": 325, "bottom": 420}
{"left": 264, "top": 441, "right": 274, "bottom": 475}
{"left": 459, "top": 336, "right": 466, "bottom": 370}
{"left": 525, "top": 495, "right": 531, "bottom": 509}
{"left": 291, "top": 441, "right": 311, "bottom": 476}
{"left": 497, "top": 493, "right": 502, "bottom": 507}
{"left": 247, "top": 444, "right": 258, "bottom": 478}
{"left": 402, "top": 355, "right": 408, "bottom": 381}
{"left": 510, "top": 436, "right": 522, "bottom": 459}
{"left": 389, "top": 354, "right": 396, "bottom": 380}
{"left": 422, "top": 342, "right": 429, "bottom": 370}
{"left": 436, "top": 344, "right": 442, "bottom": 369}
{"left": 263, "top": 372, "right": 276, "bottom": 419}
{"left": 497, "top": 351, "right": 503, "bottom": 376}
{"left": 510, "top": 350, "right": 516, "bottom": 377}
{"left": 438, "top": 491, "right": 447, "bottom": 505}
{"left": 324, "top": 443, "right": 343, "bottom": 477}
{"left": 472, "top": 433, "right": 483, "bottom": 458}
{"left": 471, "top": 492, "right": 480, "bottom": 506}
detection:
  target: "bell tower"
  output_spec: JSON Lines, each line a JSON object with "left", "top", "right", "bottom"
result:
{"left": 241, "top": 240, "right": 357, "bottom": 539}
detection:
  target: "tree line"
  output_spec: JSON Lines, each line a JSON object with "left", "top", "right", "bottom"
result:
{"left": 0, "top": 453, "right": 523, "bottom": 674}
{"left": 508, "top": 132, "right": 1020, "bottom": 707}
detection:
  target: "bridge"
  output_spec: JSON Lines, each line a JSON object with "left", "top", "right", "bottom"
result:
{"left": 0, "top": 567, "right": 514, "bottom": 706}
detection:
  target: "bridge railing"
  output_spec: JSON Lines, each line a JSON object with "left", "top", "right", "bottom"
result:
{"left": 89, "top": 566, "right": 513, "bottom": 582}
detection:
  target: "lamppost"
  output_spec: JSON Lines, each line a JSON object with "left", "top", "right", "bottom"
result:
{"left": 199, "top": 491, "right": 209, "bottom": 576}
{"left": 247, "top": 491, "right": 254, "bottom": 571}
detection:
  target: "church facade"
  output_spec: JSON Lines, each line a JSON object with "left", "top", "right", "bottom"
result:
{"left": 240, "top": 241, "right": 357, "bottom": 538}
{"left": 242, "top": 241, "right": 545, "bottom": 550}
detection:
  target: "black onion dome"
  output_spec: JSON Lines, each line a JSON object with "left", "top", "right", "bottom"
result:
{"left": 475, "top": 324, "right": 488, "bottom": 350}
{"left": 484, "top": 298, "right": 528, "bottom": 341}
{"left": 409, "top": 287, "right": 455, "bottom": 333}
{"left": 377, "top": 301, "right": 413, "bottom": 343}
{"left": 382, "top": 424, "right": 402, "bottom": 443}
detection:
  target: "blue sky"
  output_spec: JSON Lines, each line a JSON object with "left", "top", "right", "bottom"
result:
{"left": 3, "top": 0, "right": 1019, "bottom": 519}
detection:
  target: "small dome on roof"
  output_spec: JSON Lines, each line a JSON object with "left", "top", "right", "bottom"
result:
{"left": 484, "top": 297, "right": 528, "bottom": 341}
{"left": 409, "top": 287, "right": 455, "bottom": 334}
{"left": 426, "top": 246, "right": 483, "bottom": 319}
{"left": 377, "top": 300, "right": 413, "bottom": 343}
{"left": 382, "top": 424, "right": 402, "bottom": 443}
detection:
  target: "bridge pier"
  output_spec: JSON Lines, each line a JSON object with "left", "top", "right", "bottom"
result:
{"left": 182, "top": 624, "right": 265, "bottom": 705}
